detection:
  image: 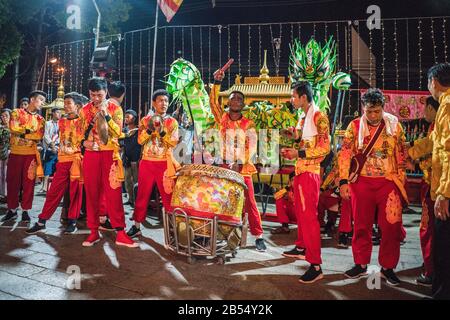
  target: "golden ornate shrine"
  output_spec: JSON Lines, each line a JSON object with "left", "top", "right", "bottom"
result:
{"left": 42, "top": 77, "right": 65, "bottom": 120}
{"left": 218, "top": 50, "right": 292, "bottom": 106}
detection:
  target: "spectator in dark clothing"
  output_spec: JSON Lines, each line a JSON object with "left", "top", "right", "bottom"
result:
{"left": 123, "top": 109, "right": 141, "bottom": 207}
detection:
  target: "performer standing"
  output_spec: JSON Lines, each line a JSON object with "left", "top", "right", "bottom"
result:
{"left": 127, "top": 89, "right": 179, "bottom": 238}
{"left": 26, "top": 93, "right": 85, "bottom": 234}
{"left": 340, "top": 88, "right": 407, "bottom": 286}
{"left": 209, "top": 69, "right": 267, "bottom": 252}
{"left": 80, "top": 77, "right": 137, "bottom": 248}
{"left": 0, "top": 108, "right": 11, "bottom": 203}
{"left": 2, "top": 91, "right": 46, "bottom": 223}
{"left": 281, "top": 81, "right": 331, "bottom": 283}
{"left": 406, "top": 96, "right": 439, "bottom": 286}
{"left": 427, "top": 63, "right": 450, "bottom": 299}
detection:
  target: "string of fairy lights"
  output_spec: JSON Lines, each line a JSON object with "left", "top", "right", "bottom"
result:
{"left": 44, "top": 17, "right": 449, "bottom": 113}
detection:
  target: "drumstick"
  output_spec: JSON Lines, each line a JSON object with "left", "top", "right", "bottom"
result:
{"left": 220, "top": 59, "right": 234, "bottom": 73}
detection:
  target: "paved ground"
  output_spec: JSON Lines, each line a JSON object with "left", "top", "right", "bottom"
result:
{"left": 0, "top": 188, "right": 432, "bottom": 300}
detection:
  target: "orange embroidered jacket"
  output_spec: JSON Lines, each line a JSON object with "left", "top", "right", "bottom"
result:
{"left": 9, "top": 108, "right": 44, "bottom": 155}
{"left": 294, "top": 111, "right": 331, "bottom": 176}
{"left": 138, "top": 114, "right": 179, "bottom": 161}
{"left": 79, "top": 101, "right": 123, "bottom": 152}
{"left": 430, "top": 88, "right": 450, "bottom": 200}
{"left": 408, "top": 123, "right": 434, "bottom": 185}
{"left": 339, "top": 118, "right": 407, "bottom": 184}
{"left": 210, "top": 83, "right": 258, "bottom": 176}
{"left": 57, "top": 116, "right": 83, "bottom": 162}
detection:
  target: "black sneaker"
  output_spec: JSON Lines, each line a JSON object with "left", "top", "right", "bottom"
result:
{"left": 344, "top": 264, "right": 368, "bottom": 279}
{"left": 64, "top": 222, "right": 78, "bottom": 234}
{"left": 127, "top": 225, "right": 142, "bottom": 238}
{"left": 338, "top": 233, "right": 349, "bottom": 248}
{"left": 1, "top": 210, "right": 18, "bottom": 222}
{"left": 282, "top": 246, "right": 306, "bottom": 259}
{"left": 299, "top": 265, "right": 324, "bottom": 284}
{"left": 380, "top": 268, "right": 401, "bottom": 286}
{"left": 26, "top": 222, "right": 46, "bottom": 234}
{"left": 255, "top": 238, "right": 267, "bottom": 252}
{"left": 99, "top": 218, "right": 114, "bottom": 231}
{"left": 416, "top": 273, "right": 432, "bottom": 287}
{"left": 21, "top": 211, "right": 31, "bottom": 222}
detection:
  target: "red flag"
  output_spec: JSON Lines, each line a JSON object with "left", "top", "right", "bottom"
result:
{"left": 158, "top": 0, "right": 184, "bottom": 23}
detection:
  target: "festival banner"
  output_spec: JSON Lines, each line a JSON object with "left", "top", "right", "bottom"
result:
{"left": 158, "top": 0, "right": 184, "bottom": 22}
{"left": 360, "top": 89, "right": 430, "bottom": 120}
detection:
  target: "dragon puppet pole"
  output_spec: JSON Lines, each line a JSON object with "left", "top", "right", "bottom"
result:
{"left": 150, "top": 1, "right": 159, "bottom": 105}
{"left": 183, "top": 87, "right": 202, "bottom": 157}
{"left": 339, "top": 90, "right": 346, "bottom": 125}
{"left": 331, "top": 90, "right": 343, "bottom": 143}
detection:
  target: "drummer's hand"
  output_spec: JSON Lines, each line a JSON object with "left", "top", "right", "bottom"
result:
{"left": 280, "top": 127, "right": 295, "bottom": 139}
{"left": 280, "top": 147, "right": 298, "bottom": 160}
{"left": 229, "top": 162, "right": 240, "bottom": 172}
{"left": 213, "top": 69, "right": 225, "bottom": 82}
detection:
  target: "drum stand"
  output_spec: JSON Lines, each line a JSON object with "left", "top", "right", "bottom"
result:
{"left": 163, "top": 208, "right": 243, "bottom": 264}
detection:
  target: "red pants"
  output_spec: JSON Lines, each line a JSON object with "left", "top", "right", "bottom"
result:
{"left": 318, "top": 190, "right": 353, "bottom": 233}
{"left": 275, "top": 197, "right": 296, "bottom": 224}
{"left": 339, "top": 198, "right": 353, "bottom": 233}
{"left": 293, "top": 172, "right": 321, "bottom": 265}
{"left": 420, "top": 183, "right": 435, "bottom": 277}
{"left": 318, "top": 189, "right": 339, "bottom": 226}
{"left": 7, "top": 154, "right": 37, "bottom": 210}
{"left": 350, "top": 176, "right": 404, "bottom": 269}
{"left": 243, "top": 175, "right": 264, "bottom": 237}
{"left": 83, "top": 150, "right": 125, "bottom": 230}
{"left": 134, "top": 160, "right": 173, "bottom": 223}
{"left": 39, "top": 162, "right": 82, "bottom": 221}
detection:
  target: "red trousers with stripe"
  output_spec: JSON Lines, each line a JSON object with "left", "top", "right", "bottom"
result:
{"left": 133, "top": 160, "right": 173, "bottom": 223}
{"left": 83, "top": 150, "right": 125, "bottom": 230}
{"left": 7, "top": 154, "right": 36, "bottom": 210}
{"left": 293, "top": 172, "right": 321, "bottom": 265}
{"left": 275, "top": 197, "right": 296, "bottom": 224}
{"left": 420, "top": 183, "right": 435, "bottom": 277}
{"left": 350, "top": 176, "right": 405, "bottom": 269}
{"left": 243, "top": 175, "right": 264, "bottom": 237}
{"left": 39, "top": 161, "right": 82, "bottom": 221}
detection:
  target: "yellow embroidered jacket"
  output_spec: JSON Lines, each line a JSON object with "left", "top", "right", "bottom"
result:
{"left": 430, "top": 89, "right": 450, "bottom": 200}
{"left": 79, "top": 101, "right": 123, "bottom": 152}
{"left": 57, "top": 116, "right": 83, "bottom": 162}
{"left": 408, "top": 123, "right": 434, "bottom": 185}
{"left": 210, "top": 83, "right": 258, "bottom": 176}
{"left": 294, "top": 111, "right": 331, "bottom": 176}
{"left": 338, "top": 117, "right": 408, "bottom": 200}
{"left": 9, "top": 108, "right": 44, "bottom": 155}
{"left": 138, "top": 114, "right": 179, "bottom": 161}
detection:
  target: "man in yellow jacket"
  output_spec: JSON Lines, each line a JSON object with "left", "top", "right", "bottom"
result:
{"left": 427, "top": 63, "right": 450, "bottom": 299}
{"left": 2, "top": 90, "right": 46, "bottom": 223}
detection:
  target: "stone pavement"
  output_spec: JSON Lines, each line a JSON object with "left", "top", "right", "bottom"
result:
{"left": 0, "top": 188, "right": 431, "bottom": 300}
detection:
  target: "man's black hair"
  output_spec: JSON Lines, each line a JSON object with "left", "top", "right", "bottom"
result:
{"left": 88, "top": 77, "right": 108, "bottom": 92}
{"left": 19, "top": 97, "right": 29, "bottom": 104}
{"left": 108, "top": 81, "right": 126, "bottom": 99}
{"left": 291, "top": 81, "right": 314, "bottom": 103}
{"left": 427, "top": 63, "right": 450, "bottom": 87}
{"left": 29, "top": 90, "right": 47, "bottom": 100}
{"left": 152, "top": 89, "right": 170, "bottom": 102}
{"left": 426, "top": 96, "right": 440, "bottom": 111}
{"left": 361, "top": 88, "right": 385, "bottom": 107}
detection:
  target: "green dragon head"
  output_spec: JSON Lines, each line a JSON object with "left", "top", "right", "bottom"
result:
{"left": 289, "top": 37, "right": 337, "bottom": 112}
